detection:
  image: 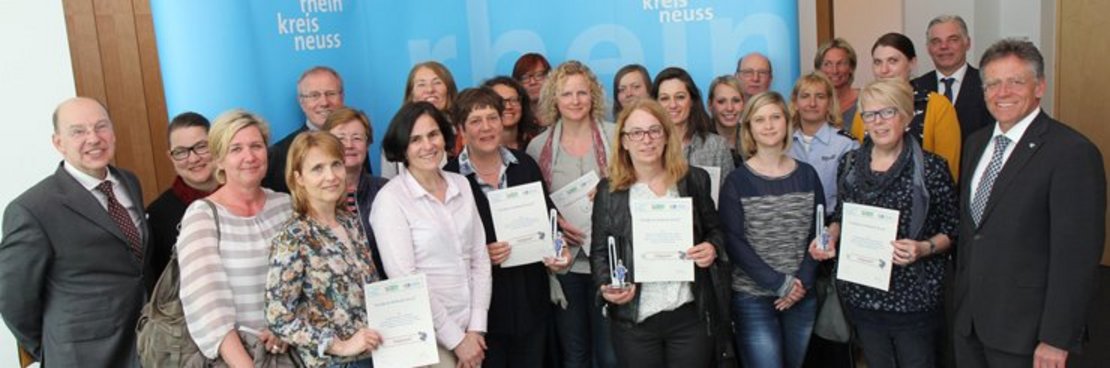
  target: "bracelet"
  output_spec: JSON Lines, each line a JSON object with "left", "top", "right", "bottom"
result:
{"left": 926, "top": 238, "right": 937, "bottom": 255}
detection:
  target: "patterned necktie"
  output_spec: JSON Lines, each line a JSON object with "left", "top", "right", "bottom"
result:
{"left": 971, "top": 135, "right": 1011, "bottom": 226}
{"left": 941, "top": 77, "right": 956, "bottom": 102}
{"left": 96, "top": 181, "right": 144, "bottom": 261}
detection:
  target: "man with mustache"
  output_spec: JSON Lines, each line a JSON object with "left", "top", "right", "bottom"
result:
{"left": 0, "top": 97, "right": 152, "bottom": 367}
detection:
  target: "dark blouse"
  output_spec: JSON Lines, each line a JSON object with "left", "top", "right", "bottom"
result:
{"left": 444, "top": 148, "right": 554, "bottom": 337}
{"left": 833, "top": 147, "right": 958, "bottom": 313}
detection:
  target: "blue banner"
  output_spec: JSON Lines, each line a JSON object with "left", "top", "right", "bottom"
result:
{"left": 152, "top": 0, "right": 799, "bottom": 170}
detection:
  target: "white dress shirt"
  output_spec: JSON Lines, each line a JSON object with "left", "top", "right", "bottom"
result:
{"left": 369, "top": 168, "right": 492, "bottom": 349}
{"left": 937, "top": 63, "right": 969, "bottom": 104}
{"left": 969, "top": 108, "right": 1040, "bottom": 201}
{"left": 63, "top": 162, "right": 143, "bottom": 231}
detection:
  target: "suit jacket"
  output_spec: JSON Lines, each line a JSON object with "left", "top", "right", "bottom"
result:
{"left": 263, "top": 126, "right": 308, "bottom": 194}
{"left": 0, "top": 164, "right": 152, "bottom": 367}
{"left": 913, "top": 65, "right": 993, "bottom": 144}
{"left": 954, "top": 112, "right": 1106, "bottom": 354}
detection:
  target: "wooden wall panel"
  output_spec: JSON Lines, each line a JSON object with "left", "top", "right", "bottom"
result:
{"left": 1056, "top": 0, "right": 1110, "bottom": 266}
{"left": 62, "top": 0, "right": 170, "bottom": 204}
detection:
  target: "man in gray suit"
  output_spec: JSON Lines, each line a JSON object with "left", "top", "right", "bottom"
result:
{"left": 0, "top": 97, "right": 151, "bottom": 367}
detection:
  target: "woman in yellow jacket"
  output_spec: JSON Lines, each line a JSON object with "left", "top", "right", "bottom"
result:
{"left": 849, "top": 32, "right": 961, "bottom": 180}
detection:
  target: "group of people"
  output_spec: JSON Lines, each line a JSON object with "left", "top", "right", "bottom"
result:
{"left": 0, "top": 14, "right": 1104, "bottom": 368}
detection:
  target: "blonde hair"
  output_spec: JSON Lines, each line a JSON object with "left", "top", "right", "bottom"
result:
{"left": 208, "top": 109, "right": 271, "bottom": 184}
{"left": 739, "top": 92, "right": 793, "bottom": 160}
{"left": 790, "top": 72, "right": 842, "bottom": 128}
{"left": 538, "top": 60, "right": 606, "bottom": 125}
{"left": 858, "top": 79, "right": 913, "bottom": 120}
{"left": 285, "top": 131, "right": 348, "bottom": 216}
{"left": 607, "top": 99, "right": 688, "bottom": 192}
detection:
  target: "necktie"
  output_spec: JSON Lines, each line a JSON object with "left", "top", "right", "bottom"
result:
{"left": 941, "top": 77, "right": 955, "bottom": 103}
{"left": 971, "top": 135, "right": 1011, "bottom": 226}
{"left": 96, "top": 181, "right": 144, "bottom": 261}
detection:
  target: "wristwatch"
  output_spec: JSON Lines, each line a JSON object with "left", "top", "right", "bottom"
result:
{"left": 926, "top": 238, "right": 937, "bottom": 255}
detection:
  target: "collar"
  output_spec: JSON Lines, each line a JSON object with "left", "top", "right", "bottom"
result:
{"left": 399, "top": 167, "right": 461, "bottom": 201}
{"left": 305, "top": 120, "right": 321, "bottom": 131}
{"left": 793, "top": 122, "right": 835, "bottom": 145}
{"left": 458, "top": 146, "right": 518, "bottom": 177}
{"left": 63, "top": 161, "right": 120, "bottom": 192}
{"left": 938, "top": 63, "right": 969, "bottom": 82}
{"left": 992, "top": 107, "right": 1039, "bottom": 143}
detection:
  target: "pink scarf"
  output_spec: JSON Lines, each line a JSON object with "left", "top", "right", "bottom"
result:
{"left": 538, "top": 119, "right": 609, "bottom": 186}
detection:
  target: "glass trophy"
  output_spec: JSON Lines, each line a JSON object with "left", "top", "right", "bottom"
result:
{"left": 816, "top": 204, "right": 829, "bottom": 250}
{"left": 608, "top": 236, "right": 629, "bottom": 289}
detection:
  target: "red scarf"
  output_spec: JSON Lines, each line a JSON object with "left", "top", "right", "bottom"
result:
{"left": 171, "top": 176, "right": 215, "bottom": 205}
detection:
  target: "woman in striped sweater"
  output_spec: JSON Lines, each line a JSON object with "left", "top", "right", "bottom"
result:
{"left": 176, "top": 110, "right": 296, "bottom": 366}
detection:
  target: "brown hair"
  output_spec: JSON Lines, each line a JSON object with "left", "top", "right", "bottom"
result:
{"left": 285, "top": 131, "right": 348, "bottom": 216}
{"left": 322, "top": 107, "right": 372, "bottom": 143}
{"left": 403, "top": 61, "right": 459, "bottom": 113}
{"left": 607, "top": 99, "right": 688, "bottom": 192}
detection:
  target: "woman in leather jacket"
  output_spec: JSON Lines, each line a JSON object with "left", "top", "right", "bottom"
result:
{"left": 589, "top": 98, "right": 735, "bottom": 368}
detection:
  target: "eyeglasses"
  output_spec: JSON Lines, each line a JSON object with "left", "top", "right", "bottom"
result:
{"left": 334, "top": 134, "right": 369, "bottom": 145}
{"left": 983, "top": 77, "right": 1031, "bottom": 93}
{"left": 521, "top": 72, "right": 547, "bottom": 83}
{"left": 738, "top": 69, "right": 771, "bottom": 79}
{"left": 502, "top": 97, "right": 521, "bottom": 107}
{"left": 298, "top": 90, "right": 342, "bottom": 101}
{"left": 621, "top": 126, "right": 665, "bottom": 142}
{"left": 860, "top": 107, "right": 900, "bottom": 123}
{"left": 169, "top": 142, "right": 210, "bottom": 161}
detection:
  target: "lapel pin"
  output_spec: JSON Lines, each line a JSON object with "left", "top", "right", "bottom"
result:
{"left": 1029, "top": 143, "right": 1036, "bottom": 148}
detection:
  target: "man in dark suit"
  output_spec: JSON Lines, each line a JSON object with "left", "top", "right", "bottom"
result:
{"left": 954, "top": 39, "right": 1105, "bottom": 367}
{"left": 912, "top": 15, "right": 992, "bottom": 142}
{"left": 262, "top": 65, "right": 346, "bottom": 192}
{"left": 0, "top": 97, "right": 152, "bottom": 367}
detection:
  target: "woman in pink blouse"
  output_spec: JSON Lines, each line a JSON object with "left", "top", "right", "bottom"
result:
{"left": 369, "top": 102, "right": 492, "bottom": 368}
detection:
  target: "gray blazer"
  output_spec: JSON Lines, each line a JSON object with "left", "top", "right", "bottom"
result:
{"left": 0, "top": 163, "right": 151, "bottom": 367}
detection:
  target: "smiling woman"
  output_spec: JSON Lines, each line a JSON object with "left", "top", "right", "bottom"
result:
{"left": 371, "top": 102, "right": 491, "bottom": 368}
{"left": 146, "top": 112, "right": 220, "bottom": 287}
{"left": 266, "top": 131, "right": 383, "bottom": 368}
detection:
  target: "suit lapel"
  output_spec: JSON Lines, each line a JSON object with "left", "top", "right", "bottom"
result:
{"left": 915, "top": 71, "right": 940, "bottom": 93}
{"left": 956, "top": 66, "right": 980, "bottom": 109}
{"left": 976, "top": 113, "right": 1048, "bottom": 227}
{"left": 55, "top": 164, "right": 131, "bottom": 245}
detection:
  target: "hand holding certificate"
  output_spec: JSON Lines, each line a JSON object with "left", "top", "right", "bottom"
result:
{"left": 488, "top": 181, "right": 552, "bottom": 267}
{"left": 836, "top": 203, "right": 900, "bottom": 291}
{"left": 365, "top": 274, "right": 439, "bottom": 367}
{"left": 631, "top": 198, "right": 695, "bottom": 283}
{"left": 550, "top": 171, "right": 600, "bottom": 255}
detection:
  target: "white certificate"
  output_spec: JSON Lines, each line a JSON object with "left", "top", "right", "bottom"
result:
{"left": 631, "top": 198, "right": 695, "bottom": 282}
{"left": 365, "top": 274, "right": 439, "bottom": 368}
{"left": 693, "top": 165, "right": 721, "bottom": 208}
{"left": 550, "top": 171, "right": 600, "bottom": 255}
{"left": 836, "top": 202, "right": 900, "bottom": 291}
{"left": 488, "top": 181, "right": 552, "bottom": 267}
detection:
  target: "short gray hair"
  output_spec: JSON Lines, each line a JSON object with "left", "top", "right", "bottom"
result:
{"left": 927, "top": 15, "right": 969, "bottom": 39}
{"left": 979, "top": 38, "right": 1044, "bottom": 79}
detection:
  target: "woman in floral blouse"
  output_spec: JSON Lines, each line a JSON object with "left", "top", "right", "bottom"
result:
{"left": 266, "top": 131, "right": 382, "bottom": 368}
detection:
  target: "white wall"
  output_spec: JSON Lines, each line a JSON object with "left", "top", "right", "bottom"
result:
{"left": 833, "top": 0, "right": 904, "bottom": 89}
{"left": 0, "top": 0, "right": 75, "bottom": 366}
{"left": 828, "top": 0, "right": 1056, "bottom": 113}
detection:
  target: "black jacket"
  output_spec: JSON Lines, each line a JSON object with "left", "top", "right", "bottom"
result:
{"left": 444, "top": 149, "right": 555, "bottom": 337}
{"left": 352, "top": 170, "right": 390, "bottom": 279}
{"left": 589, "top": 167, "right": 736, "bottom": 365}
